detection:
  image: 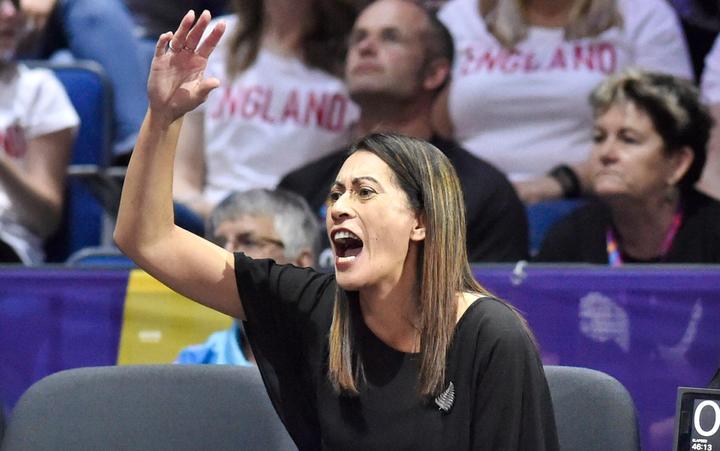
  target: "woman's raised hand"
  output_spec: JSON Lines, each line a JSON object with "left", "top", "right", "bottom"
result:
{"left": 148, "top": 10, "right": 225, "bottom": 124}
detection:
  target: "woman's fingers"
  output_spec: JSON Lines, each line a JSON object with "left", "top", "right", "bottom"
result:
{"left": 196, "top": 20, "right": 225, "bottom": 59}
{"left": 184, "top": 10, "right": 211, "bottom": 52}
{"left": 155, "top": 32, "right": 173, "bottom": 57}
{"left": 169, "top": 10, "right": 195, "bottom": 54}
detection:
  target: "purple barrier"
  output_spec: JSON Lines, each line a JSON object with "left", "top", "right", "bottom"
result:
{"left": 0, "top": 268, "right": 128, "bottom": 414}
{"left": 475, "top": 265, "right": 720, "bottom": 451}
{"left": 1, "top": 266, "right": 718, "bottom": 451}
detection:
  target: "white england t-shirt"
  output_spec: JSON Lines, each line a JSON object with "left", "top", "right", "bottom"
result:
{"left": 0, "top": 64, "right": 79, "bottom": 264}
{"left": 439, "top": 0, "right": 693, "bottom": 180}
{"left": 200, "top": 16, "right": 359, "bottom": 205}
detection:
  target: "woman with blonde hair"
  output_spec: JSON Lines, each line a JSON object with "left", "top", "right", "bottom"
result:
{"left": 537, "top": 70, "right": 720, "bottom": 263}
{"left": 436, "top": 0, "right": 693, "bottom": 203}
{"left": 115, "top": 11, "right": 558, "bottom": 450}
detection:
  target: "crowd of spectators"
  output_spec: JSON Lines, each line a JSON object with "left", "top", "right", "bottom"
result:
{"left": 2, "top": 0, "right": 720, "bottom": 265}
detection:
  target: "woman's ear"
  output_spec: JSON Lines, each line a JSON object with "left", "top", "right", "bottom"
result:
{"left": 667, "top": 146, "right": 694, "bottom": 186}
{"left": 410, "top": 213, "right": 426, "bottom": 242}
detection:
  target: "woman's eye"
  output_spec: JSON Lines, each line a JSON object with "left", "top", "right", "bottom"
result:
{"left": 328, "top": 191, "right": 341, "bottom": 203}
{"left": 358, "top": 187, "right": 375, "bottom": 198}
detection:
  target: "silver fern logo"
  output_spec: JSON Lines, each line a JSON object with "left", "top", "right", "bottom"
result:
{"left": 434, "top": 381, "right": 455, "bottom": 413}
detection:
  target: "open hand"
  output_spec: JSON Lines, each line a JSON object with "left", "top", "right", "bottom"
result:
{"left": 148, "top": 10, "right": 225, "bottom": 124}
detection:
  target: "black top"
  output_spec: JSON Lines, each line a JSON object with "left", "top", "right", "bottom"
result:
{"left": 536, "top": 190, "right": 720, "bottom": 263}
{"left": 278, "top": 136, "right": 529, "bottom": 264}
{"left": 235, "top": 253, "right": 559, "bottom": 451}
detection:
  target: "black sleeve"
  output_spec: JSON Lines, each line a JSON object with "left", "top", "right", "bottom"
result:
{"left": 470, "top": 302, "right": 559, "bottom": 451}
{"left": 234, "top": 252, "right": 334, "bottom": 451}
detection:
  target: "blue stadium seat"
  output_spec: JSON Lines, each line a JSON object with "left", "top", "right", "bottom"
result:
{"left": 26, "top": 60, "right": 114, "bottom": 262}
{"left": 527, "top": 199, "right": 585, "bottom": 256}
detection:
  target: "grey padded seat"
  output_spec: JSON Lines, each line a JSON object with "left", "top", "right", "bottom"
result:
{"left": 544, "top": 365, "right": 641, "bottom": 451}
{"left": 1, "top": 364, "right": 296, "bottom": 451}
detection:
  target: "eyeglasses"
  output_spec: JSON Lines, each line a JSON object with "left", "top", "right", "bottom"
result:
{"left": 216, "top": 233, "right": 285, "bottom": 253}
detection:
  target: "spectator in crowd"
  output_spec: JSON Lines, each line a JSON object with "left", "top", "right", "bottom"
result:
{"left": 435, "top": 0, "right": 693, "bottom": 203}
{"left": 123, "top": 0, "right": 229, "bottom": 71}
{"left": 21, "top": 0, "right": 150, "bottom": 161}
{"left": 536, "top": 70, "right": 720, "bottom": 264}
{"left": 280, "top": 0, "right": 527, "bottom": 264}
{"left": 280, "top": 0, "right": 528, "bottom": 265}
{"left": 176, "top": 188, "right": 320, "bottom": 365}
{"left": 0, "top": 0, "right": 79, "bottom": 264}
{"left": 115, "top": 11, "right": 559, "bottom": 449}
{"left": 171, "top": 0, "right": 364, "bottom": 230}
{"left": 699, "top": 34, "right": 720, "bottom": 200}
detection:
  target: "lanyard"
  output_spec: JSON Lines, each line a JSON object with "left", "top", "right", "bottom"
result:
{"left": 606, "top": 208, "right": 683, "bottom": 267}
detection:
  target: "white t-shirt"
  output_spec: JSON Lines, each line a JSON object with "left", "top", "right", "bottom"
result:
{"left": 439, "top": 0, "right": 693, "bottom": 180}
{"left": 0, "top": 64, "right": 79, "bottom": 264}
{"left": 200, "top": 16, "right": 359, "bottom": 205}
{"left": 702, "top": 36, "right": 720, "bottom": 103}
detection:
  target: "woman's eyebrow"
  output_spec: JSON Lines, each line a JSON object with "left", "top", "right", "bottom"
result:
{"left": 352, "top": 176, "right": 381, "bottom": 185}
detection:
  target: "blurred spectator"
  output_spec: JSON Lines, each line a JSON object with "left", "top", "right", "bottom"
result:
{"left": 172, "top": 1, "right": 365, "bottom": 229}
{"left": 536, "top": 70, "right": 720, "bottom": 264}
{"left": 435, "top": 0, "right": 693, "bottom": 204}
{"left": 699, "top": 35, "right": 720, "bottom": 200}
{"left": 22, "top": 0, "right": 148, "bottom": 161}
{"left": 122, "top": 0, "right": 229, "bottom": 76}
{"left": 0, "top": 0, "right": 79, "bottom": 264}
{"left": 176, "top": 188, "right": 320, "bottom": 365}
{"left": 280, "top": 0, "right": 528, "bottom": 265}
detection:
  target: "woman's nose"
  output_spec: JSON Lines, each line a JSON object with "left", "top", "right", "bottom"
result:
{"left": 329, "top": 193, "right": 353, "bottom": 222}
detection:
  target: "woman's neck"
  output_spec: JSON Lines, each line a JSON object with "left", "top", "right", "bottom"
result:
{"left": 524, "top": 0, "right": 575, "bottom": 27}
{"left": 262, "top": 0, "right": 311, "bottom": 56}
{"left": 609, "top": 194, "right": 682, "bottom": 261}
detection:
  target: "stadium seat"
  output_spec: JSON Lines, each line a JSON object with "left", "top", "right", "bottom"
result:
{"left": 527, "top": 199, "right": 585, "bottom": 256}
{"left": 1, "top": 365, "right": 296, "bottom": 451}
{"left": 64, "top": 245, "right": 135, "bottom": 267}
{"left": 25, "top": 60, "right": 115, "bottom": 263}
{"left": 544, "top": 365, "right": 641, "bottom": 451}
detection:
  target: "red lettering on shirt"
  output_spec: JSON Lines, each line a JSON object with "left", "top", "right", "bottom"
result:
{"left": 458, "top": 41, "right": 618, "bottom": 76}
{"left": 1, "top": 124, "right": 27, "bottom": 158}
{"left": 548, "top": 47, "right": 567, "bottom": 70}
{"left": 208, "top": 84, "right": 349, "bottom": 132}
{"left": 281, "top": 89, "right": 300, "bottom": 123}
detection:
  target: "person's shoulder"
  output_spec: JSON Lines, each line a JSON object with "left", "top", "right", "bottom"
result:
{"left": 279, "top": 148, "right": 347, "bottom": 196}
{"left": 617, "top": 0, "right": 679, "bottom": 29}
{"left": 432, "top": 136, "right": 510, "bottom": 185}
{"left": 437, "top": 0, "right": 487, "bottom": 38}
{"left": 459, "top": 297, "right": 532, "bottom": 344}
{"left": 685, "top": 190, "right": 720, "bottom": 225}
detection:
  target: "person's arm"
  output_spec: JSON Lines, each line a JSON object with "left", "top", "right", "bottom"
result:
{"left": 513, "top": 161, "right": 591, "bottom": 204}
{"left": 114, "top": 10, "right": 244, "bottom": 319}
{"left": 470, "top": 305, "right": 559, "bottom": 450}
{"left": 0, "top": 126, "right": 73, "bottom": 238}
{"left": 172, "top": 109, "right": 214, "bottom": 219}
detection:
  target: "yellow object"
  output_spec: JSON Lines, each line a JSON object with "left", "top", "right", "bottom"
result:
{"left": 117, "top": 270, "right": 233, "bottom": 364}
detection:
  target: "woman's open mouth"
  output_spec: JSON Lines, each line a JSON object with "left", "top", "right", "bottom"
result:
{"left": 331, "top": 230, "right": 364, "bottom": 265}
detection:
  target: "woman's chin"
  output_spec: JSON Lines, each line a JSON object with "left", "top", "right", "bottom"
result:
{"left": 335, "top": 272, "right": 365, "bottom": 291}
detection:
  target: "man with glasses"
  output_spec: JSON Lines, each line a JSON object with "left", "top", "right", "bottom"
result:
{"left": 176, "top": 188, "right": 320, "bottom": 365}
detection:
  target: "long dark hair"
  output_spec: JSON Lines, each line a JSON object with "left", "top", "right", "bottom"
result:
{"left": 328, "top": 134, "right": 501, "bottom": 397}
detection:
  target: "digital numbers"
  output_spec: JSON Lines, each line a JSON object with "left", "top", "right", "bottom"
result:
{"left": 695, "top": 401, "right": 720, "bottom": 437}
{"left": 691, "top": 444, "right": 713, "bottom": 450}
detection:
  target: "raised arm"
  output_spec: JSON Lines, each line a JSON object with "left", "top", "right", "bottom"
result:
{"left": 114, "top": 10, "right": 245, "bottom": 319}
